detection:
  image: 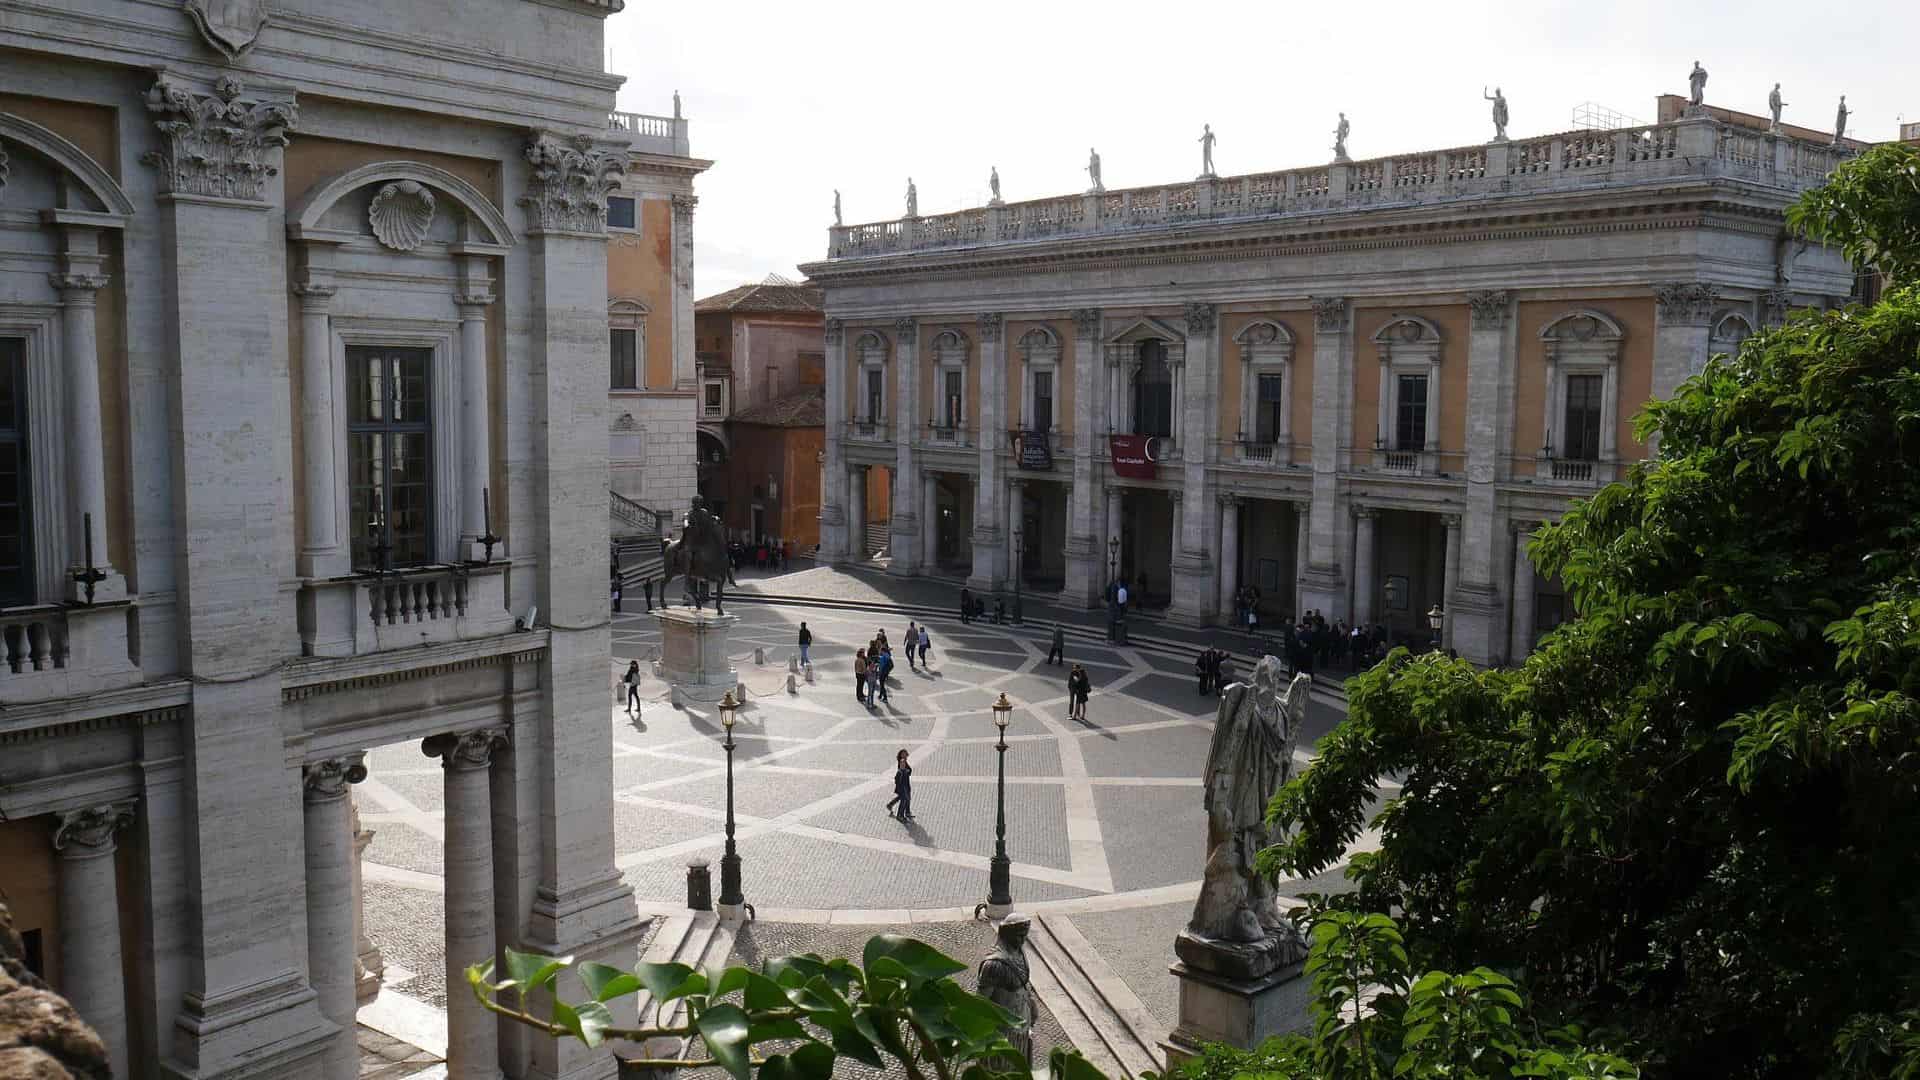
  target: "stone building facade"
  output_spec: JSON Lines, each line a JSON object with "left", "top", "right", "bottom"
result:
{"left": 0, "top": 2, "right": 647, "bottom": 1078}
{"left": 804, "top": 100, "right": 1856, "bottom": 663}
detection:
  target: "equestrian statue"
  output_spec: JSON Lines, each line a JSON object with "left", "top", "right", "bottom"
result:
{"left": 660, "top": 495, "right": 736, "bottom": 614}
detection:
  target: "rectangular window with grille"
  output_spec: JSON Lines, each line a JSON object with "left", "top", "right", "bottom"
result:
{"left": 1033, "top": 371, "right": 1053, "bottom": 431}
{"left": 1394, "top": 374, "right": 1428, "bottom": 451}
{"left": 944, "top": 369, "right": 962, "bottom": 427}
{"left": 704, "top": 383, "right": 722, "bottom": 415}
{"left": 1255, "top": 373, "right": 1284, "bottom": 443}
{"left": 610, "top": 328, "right": 638, "bottom": 389}
{"left": 866, "top": 369, "right": 884, "bottom": 421}
{"left": 347, "top": 346, "right": 433, "bottom": 571}
{"left": 1562, "top": 374, "right": 1603, "bottom": 460}
{"left": 0, "top": 337, "right": 30, "bottom": 606}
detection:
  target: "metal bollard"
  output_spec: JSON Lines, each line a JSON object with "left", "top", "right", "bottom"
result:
{"left": 804, "top": 663, "right": 815, "bottom": 684}
{"left": 686, "top": 858, "right": 712, "bottom": 911}
{"left": 753, "top": 647, "right": 765, "bottom": 665}
{"left": 788, "top": 655, "right": 799, "bottom": 674}
{"left": 736, "top": 681, "right": 747, "bottom": 702}
{"left": 669, "top": 686, "right": 685, "bottom": 709}
{"left": 786, "top": 672, "right": 797, "bottom": 694}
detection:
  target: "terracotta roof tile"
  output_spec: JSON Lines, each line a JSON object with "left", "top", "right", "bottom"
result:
{"left": 729, "top": 387, "right": 825, "bottom": 427}
{"left": 695, "top": 280, "right": 825, "bottom": 314}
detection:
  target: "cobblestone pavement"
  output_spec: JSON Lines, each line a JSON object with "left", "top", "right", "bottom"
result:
{"left": 356, "top": 582, "right": 1355, "bottom": 1066}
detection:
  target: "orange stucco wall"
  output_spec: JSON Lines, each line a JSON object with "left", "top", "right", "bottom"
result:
{"left": 0, "top": 818, "right": 58, "bottom": 986}
{"left": 606, "top": 198, "right": 675, "bottom": 390}
{"left": 1513, "top": 298, "right": 1658, "bottom": 472}
{"left": 0, "top": 93, "right": 120, "bottom": 178}
{"left": 283, "top": 136, "right": 502, "bottom": 214}
{"left": 1352, "top": 305, "right": 1470, "bottom": 456}
{"left": 721, "top": 423, "right": 825, "bottom": 547}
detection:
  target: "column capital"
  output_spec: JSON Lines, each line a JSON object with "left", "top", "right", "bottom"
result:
{"left": 671, "top": 192, "right": 699, "bottom": 219}
{"left": 49, "top": 272, "right": 111, "bottom": 300}
{"left": 291, "top": 281, "right": 337, "bottom": 302}
{"left": 823, "top": 317, "right": 845, "bottom": 346}
{"left": 1071, "top": 308, "right": 1102, "bottom": 336}
{"left": 1765, "top": 286, "right": 1794, "bottom": 325}
{"left": 892, "top": 316, "right": 919, "bottom": 338}
{"left": 142, "top": 74, "right": 296, "bottom": 202}
{"left": 1468, "top": 289, "right": 1512, "bottom": 330}
{"left": 1217, "top": 492, "right": 1239, "bottom": 509}
{"left": 1311, "top": 296, "right": 1350, "bottom": 333}
{"left": 977, "top": 312, "right": 1004, "bottom": 343}
{"left": 1183, "top": 302, "right": 1217, "bottom": 336}
{"left": 455, "top": 288, "right": 496, "bottom": 312}
{"left": 1654, "top": 282, "right": 1719, "bottom": 327}
{"left": 1169, "top": 488, "right": 1184, "bottom": 505}
{"left": 53, "top": 801, "right": 136, "bottom": 855}
{"left": 1511, "top": 517, "right": 1540, "bottom": 536}
{"left": 1442, "top": 512, "right": 1462, "bottom": 530}
{"left": 1351, "top": 505, "right": 1375, "bottom": 520}
{"left": 424, "top": 727, "right": 509, "bottom": 770}
{"left": 520, "top": 131, "right": 627, "bottom": 235}
{"left": 303, "top": 754, "right": 369, "bottom": 802}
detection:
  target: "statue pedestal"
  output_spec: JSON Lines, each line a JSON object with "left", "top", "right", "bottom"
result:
{"left": 652, "top": 607, "right": 739, "bottom": 702}
{"left": 1162, "top": 958, "right": 1310, "bottom": 1068}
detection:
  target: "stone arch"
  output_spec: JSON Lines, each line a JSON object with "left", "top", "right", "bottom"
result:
{"left": 931, "top": 327, "right": 970, "bottom": 354}
{"left": 1710, "top": 309, "right": 1755, "bottom": 349}
{"left": 0, "top": 112, "right": 136, "bottom": 217}
{"left": 853, "top": 329, "right": 890, "bottom": 357}
{"left": 1370, "top": 313, "right": 1444, "bottom": 348}
{"left": 1538, "top": 308, "right": 1626, "bottom": 349}
{"left": 290, "top": 161, "right": 515, "bottom": 246}
{"left": 1233, "top": 319, "right": 1296, "bottom": 347}
{"left": 1016, "top": 325, "right": 1059, "bottom": 354}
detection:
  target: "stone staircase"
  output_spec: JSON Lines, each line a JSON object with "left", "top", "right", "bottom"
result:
{"left": 1026, "top": 916, "right": 1167, "bottom": 1079}
{"left": 607, "top": 912, "right": 737, "bottom": 1063}
{"left": 612, "top": 491, "right": 670, "bottom": 587}
{"left": 862, "top": 520, "right": 890, "bottom": 559}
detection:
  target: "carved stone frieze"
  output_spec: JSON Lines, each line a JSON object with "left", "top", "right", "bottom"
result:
{"left": 423, "top": 726, "right": 509, "bottom": 770}
{"left": 1184, "top": 302, "right": 1217, "bottom": 336}
{"left": 1311, "top": 296, "right": 1350, "bottom": 333}
{"left": 48, "top": 273, "right": 111, "bottom": 297}
{"left": 1765, "top": 286, "right": 1794, "bottom": 325}
{"left": 52, "top": 802, "right": 136, "bottom": 854}
{"left": 1071, "top": 308, "right": 1102, "bottom": 336}
{"left": 290, "top": 282, "right": 337, "bottom": 302}
{"left": 142, "top": 75, "right": 295, "bottom": 202}
{"left": 1654, "top": 282, "right": 1719, "bottom": 326}
{"left": 977, "top": 312, "right": 1004, "bottom": 343}
{"left": 823, "top": 317, "right": 844, "bottom": 346}
{"left": 369, "top": 181, "right": 437, "bottom": 251}
{"left": 1468, "top": 289, "right": 1512, "bottom": 330}
{"left": 520, "top": 132, "right": 627, "bottom": 235}
{"left": 671, "top": 193, "right": 698, "bottom": 221}
{"left": 303, "top": 754, "right": 368, "bottom": 801}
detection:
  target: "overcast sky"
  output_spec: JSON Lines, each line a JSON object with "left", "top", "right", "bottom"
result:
{"left": 606, "top": 0, "right": 1918, "bottom": 300}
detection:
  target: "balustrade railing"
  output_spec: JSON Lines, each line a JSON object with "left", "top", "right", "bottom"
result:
{"left": 367, "top": 569, "right": 469, "bottom": 628}
{"left": 1549, "top": 458, "right": 1596, "bottom": 482}
{"left": 608, "top": 111, "right": 673, "bottom": 138}
{"left": 827, "top": 120, "right": 1849, "bottom": 259}
{"left": 848, "top": 418, "right": 888, "bottom": 440}
{"left": 1, "top": 607, "right": 68, "bottom": 675}
{"left": 1382, "top": 450, "right": 1421, "bottom": 474}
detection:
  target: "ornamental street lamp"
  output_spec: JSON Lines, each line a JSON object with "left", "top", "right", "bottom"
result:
{"left": 1426, "top": 604, "right": 1446, "bottom": 650}
{"left": 976, "top": 692, "right": 1015, "bottom": 920}
{"left": 717, "top": 691, "right": 747, "bottom": 915}
{"left": 1107, "top": 536, "right": 1119, "bottom": 587}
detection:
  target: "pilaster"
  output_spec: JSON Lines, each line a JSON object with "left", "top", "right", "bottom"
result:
{"left": 1168, "top": 303, "right": 1218, "bottom": 626}
{"left": 1452, "top": 291, "right": 1512, "bottom": 665}
{"left": 969, "top": 313, "right": 1006, "bottom": 592}
{"left": 1300, "top": 297, "right": 1352, "bottom": 619}
{"left": 1062, "top": 308, "right": 1103, "bottom": 607}
{"left": 1652, "top": 283, "right": 1717, "bottom": 452}
{"left": 820, "top": 318, "right": 848, "bottom": 563}
{"left": 889, "top": 316, "right": 922, "bottom": 575}
{"left": 671, "top": 195, "right": 698, "bottom": 390}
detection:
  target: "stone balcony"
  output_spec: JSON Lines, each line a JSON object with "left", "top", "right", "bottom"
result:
{"left": 0, "top": 601, "right": 141, "bottom": 706}
{"left": 297, "top": 562, "right": 517, "bottom": 658}
{"left": 608, "top": 110, "right": 691, "bottom": 158}
{"left": 825, "top": 117, "right": 1851, "bottom": 260}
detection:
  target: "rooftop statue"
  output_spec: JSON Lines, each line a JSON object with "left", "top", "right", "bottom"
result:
{"left": 905, "top": 177, "right": 917, "bottom": 219}
{"left": 1769, "top": 83, "right": 1787, "bottom": 133}
{"left": 1688, "top": 60, "right": 1709, "bottom": 109}
{"left": 1332, "top": 113, "right": 1350, "bottom": 162}
{"left": 1198, "top": 124, "right": 1217, "bottom": 178}
{"left": 833, "top": 188, "right": 842, "bottom": 227}
{"left": 1087, "top": 147, "right": 1103, "bottom": 192}
{"left": 1484, "top": 86, "right": 1509, "bottom": 141}
{"left": 989, "top": 166, "right": 1002, "bottom": 205}
{"left": 1834, "top": 95, "right": 1850, "bottom": 145}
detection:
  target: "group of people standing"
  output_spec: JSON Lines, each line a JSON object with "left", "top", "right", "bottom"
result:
{"left": 1194, "top": 647, "right": 1236, "bottom": 696}
{"left": 852, "top": 622, "right": 933, "bottom": 707}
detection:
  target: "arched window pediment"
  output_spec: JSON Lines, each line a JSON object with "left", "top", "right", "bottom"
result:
{"left": 1233, "top": 319, "right": 1296, "bottom": 348}
{"left": 0, "top": 112, "right": 136, "bottom": 218}
{"left": 1017, "top": 325, "right": 1060, "bottom": 363}
{"left": 853, "top": 329, "right": 890, "bottom": 359}
{"left": 289, "top": 160, "right": 516, "bottom": 247}
{"left": 1710, "top": 309, "right": 1755, "bottom": 347}
{"left": 1539, "top": 309, "right": 1624, "bottom": 363}
{"left": 931, "top": 327, "right": 971, "bottom": 367}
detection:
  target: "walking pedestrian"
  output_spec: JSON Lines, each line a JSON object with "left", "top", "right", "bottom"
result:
{"left": 854, "top": 649, "right": 869, "bottom": 705}
{"left": 885, "top": 749, "right": 914, "bottom": 820}
{"left": 613, "top": 579, "right": 623, "bottom": 613}
{"left": 1196, "top": 647, "right": 1213, "bottom": 695}
{"left": 1047, "top": 623, "right": 1065, "bottom": 665}
{"left": 960, "top": 587, "right": 974, "bottom": 624}
{"left": 798, "top": 621, "right": 813, "bottom": 666}
{"left": 917, "top": 626, "right": 932, "bottom": 667}
{"left": 904, "top": 621, "right": 920, "bottom": 672}
{"left": 1067, "top": 663, "right": 1091, "bottom": 722}
{"left": 643, "top": 577, "right": 654, "bottom": 612}
{"left": 623, "top": 660, "right": 641, "bottom": 714}
{"left": 875, "top": 646, "right": 893, "bottom": 702}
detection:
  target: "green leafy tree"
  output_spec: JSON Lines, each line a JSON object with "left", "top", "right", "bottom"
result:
{"left": 1264, "top": 143, "right": 1920, "bottom": 1078}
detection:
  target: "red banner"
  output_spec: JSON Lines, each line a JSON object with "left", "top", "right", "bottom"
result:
{"left": 1109, "top": 434, "right": 1156, "bottom": 479}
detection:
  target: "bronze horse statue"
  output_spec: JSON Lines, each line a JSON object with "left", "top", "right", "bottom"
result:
{"left": 660, "top": 497, "right": 736, "bottom": 615}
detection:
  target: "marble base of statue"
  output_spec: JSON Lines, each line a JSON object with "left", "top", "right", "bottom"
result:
{"left": 1163, "top": 929, "right": 1311, "bottom": 1067}
{"left": 652, "top": 607, "right": 739, "bottom": 702}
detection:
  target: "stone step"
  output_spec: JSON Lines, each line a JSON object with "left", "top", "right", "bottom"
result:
{"left": 612, "top": 912, "right": 738, "bottom": 1063}
{"left": 1026, "top": 915, "right": 1166, "bottom": 1080}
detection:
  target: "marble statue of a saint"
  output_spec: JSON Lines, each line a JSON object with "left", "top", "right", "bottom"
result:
{"left": 1688, "top": 61, "right": 1709, "bottom": 108}
{"left": 1484, "top": 86, "right": 1509, "bottom": 141}
{"left": 1768, "top": 83, "right": 1786, "bottom": 133}
{"left": 673, "top": 89, "right": 682, "bottom": 120}
{"left": 905, "top": 178, "right": 917, "bottom": 218}
{"left": 1087, "top": 148, "right": 1103, "bottom": 192}
{"left": 976, "top": 914, "right": 1035, "bottom": 1069}
{"left": 1180, "top": 656, "right": 1311, "bottom": 974}
{"left": 833, "top": 189, "right": 842, "bottom": 227}
{"left": 1332, "top": 113, "right": 1351, "bottom": 162}
{"left": 1834, "top": 96, "right": 1850, "bottom": 145}
{"left": 1198, "top": 124, "right": 1217, "bottom": 178}
{"left": 989, "top": 166, "right": 1002, "bottom": 205}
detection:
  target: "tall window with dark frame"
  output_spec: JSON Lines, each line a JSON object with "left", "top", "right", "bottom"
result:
{"left": 348, "top": 346, "right": 433, "bottom": 572}
{"left": 1032, "top": 371, "right": 1054, "bottom": 432}
{"left": 1133, "top": 340, "right": 1173, "bottom": 438}
{"left": 943, "top": 369, "right": 962, "bottom": 429}
{"left": 1255, "top": 373, "right": 1285, "bottom": 443}
{"left": 1561, "top": 373, "right": 1603, "bottom": 461}
{"left": 865, "top": 369, "right": 884, "bottom": 422}
{"left": 606, "top": 196, "right": 637, "bottom": 230}
{"left": 1394, "top": 373, "right": 1428, "bottom": 451}
{"left": 0, "top": 338, "right": 31, "bottom": 607}
{"left": 610, "top": 328, "right": 638, "bottom": 389}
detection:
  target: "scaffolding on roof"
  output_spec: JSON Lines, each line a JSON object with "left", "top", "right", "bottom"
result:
{"left": 1570, "top": 101, "right": 1649, "bottom": 131}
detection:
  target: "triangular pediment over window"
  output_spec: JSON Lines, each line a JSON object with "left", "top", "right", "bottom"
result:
{"left": 1103, "top": 316, "right": 1183, "bottom": 346}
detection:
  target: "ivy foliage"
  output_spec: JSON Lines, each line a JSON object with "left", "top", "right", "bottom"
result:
{"left": 1263, "top": 143, "right": 1920, "bottom": 1078}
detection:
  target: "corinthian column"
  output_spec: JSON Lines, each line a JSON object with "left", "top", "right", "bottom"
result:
{"left": 48, "top": 251, "right": 123, "bottom": 601}
{"left": 303, "top": 755, "right": 367, "bottom": 1080}
{"left": 1062, "top": 308, "right": 1104, "bottom": 607}
{"left": 820, "top": 319, "right": 848, "bottom": 563}
{"left": 455, "top": 261, "right": 498, "bottom": 559}
{"left": 425, "top": 729, "right": 508, "bottom": 1080}
{"left": 53, "top": 802, "right": 136, "bottom": 1078}
{"left": 969, "top": 313, "right": 1006, "bottom": 592}
{"left": 890, "top": 317, "right": 921, "bottom": 575}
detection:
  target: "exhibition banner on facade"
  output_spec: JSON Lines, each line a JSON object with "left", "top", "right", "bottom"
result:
{"left": 1108, "top": 434, "right": 1156, "bottom": 479}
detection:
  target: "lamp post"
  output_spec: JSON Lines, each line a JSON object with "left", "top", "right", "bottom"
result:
{"left": 1382, "top": 577, "right": 1403, "bottom": 648}
{"left": 1106, "top": 536, "right": 1119, "bottom": 588}
{"left": 1426, "top": 604, "right": 1445, "bottom": 651}
{"left": 977, "top": 692, "right": 1014, "bottom": 920}
{"left": 717, "top": 691, "right": 748, "bottom": 917}
{"left": 1011, "top": 529, "right": 1024, "bottom": 624}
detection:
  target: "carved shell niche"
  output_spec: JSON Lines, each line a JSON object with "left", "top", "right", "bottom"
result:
{"left": 368, "top": 180, "right": 437, "bottom": 251}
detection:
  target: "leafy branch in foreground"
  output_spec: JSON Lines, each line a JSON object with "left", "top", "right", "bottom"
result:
{"left": 467, "top": 933, "right": 1059, "bottom": 1080}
